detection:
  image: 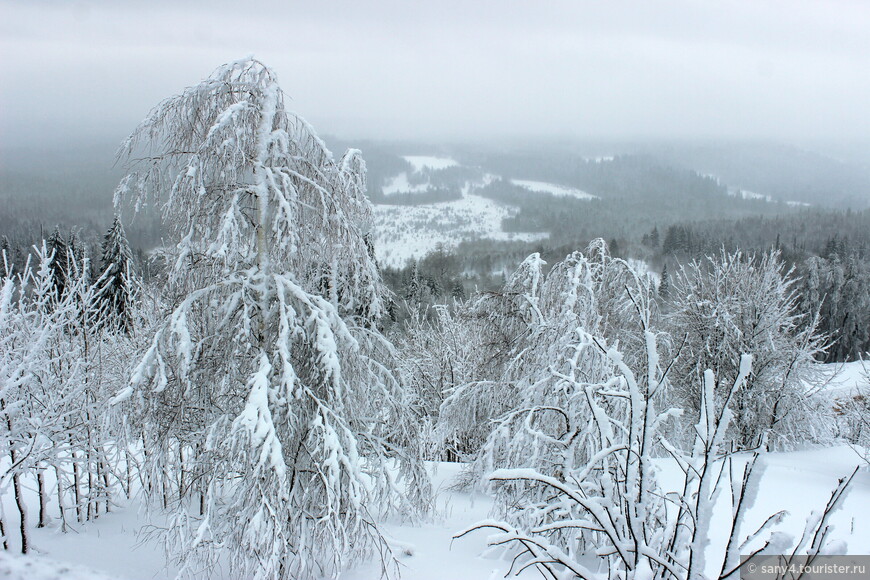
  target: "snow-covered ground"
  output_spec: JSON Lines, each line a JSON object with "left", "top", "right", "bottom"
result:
{"left": 2, "top": 363, "right": 866, "bottom": 579}
{"left": 6, "top": 442, "right": 868, "bottom": 580}
{"left": 703, "top": 173, "right": 812, "bottom": 208}
{"left": 730, "top": 188, "right": 774, "bottom": 202}
{"left": 373, "top": 157, "right": 551, "bottom": 266}
{"left": 380, "top": 156, "right": 460, "bottom": 197}
{"left": 403, "top": 156, "right": 459, "bottom": 172}
{"left": 372, "top": 195, "right": 547, "bottom": 267}
{"left": 510, "top": 179, "right": 598, "bottom": 200}
{"left": 815, "top": 360, "right": 868, "bottom": 396}
{"left": 382, "top": 172, "right": 432, "bottom": 195}
{"left": 373, "top": 156, "right": 604, "bottom": 266}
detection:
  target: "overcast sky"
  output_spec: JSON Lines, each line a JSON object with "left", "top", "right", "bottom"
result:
{"left": 1, "top": 0, "right": 869, "bottom": 147}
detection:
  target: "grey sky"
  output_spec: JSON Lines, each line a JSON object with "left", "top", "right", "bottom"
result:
{"left": 1, "top": 0, "right": 869, "bottom": 146}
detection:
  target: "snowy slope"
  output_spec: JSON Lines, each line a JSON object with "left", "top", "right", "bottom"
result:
{"left": 0, "top": 551, "right": 125, "bottom": 580}
{"left": 403, "top": 156, "right": 459, "bottom": 172}
{"left": 9, "top": 445, "right": 868, "bottom": 580}
{"left": 382, "top": 172, "right": 431, "bottom": 195}
{"left": 373, "top": 158, "right": 549, "bottom": 266}
{"left": 381, "top": 156, "right": 460, "bottom": 197}
{"left": 372, "top": 194, "right": 546, "bottom": 267}
{"left": 705, "top": 173, "right": 812, "bottom": 207}
{"left": 373, "top": 156, "right": 605, "bottom": 267}
{"left": 510, "top": 179, "right": 598, "bottom": 200}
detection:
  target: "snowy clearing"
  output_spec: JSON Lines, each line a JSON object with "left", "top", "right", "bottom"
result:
{"left": 817, "top": 360, "right": 868, "bottom": 395}
{"left": 402, "top": 156, "right": 459, "bottom": 172}
{"left": 382, "top": 172, "right": 432, "bottom": 195}
{"left": 372, "top": 194, "right": 547, "bottom": 267}
{"left": 510, "top": 179, "right": 598, "bottom": 199}
{"left": 380, "top": 156, "right": 460, "bottom": 196}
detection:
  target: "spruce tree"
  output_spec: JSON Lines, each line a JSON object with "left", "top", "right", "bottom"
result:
{"left": 95, "top": 216, "right": 136, "bottom": 333}
{"left": 659, "top": 262, "right": 670, "bottom": 299}
{"left": 47, "top": 226, "right": 70, "bottom": 300}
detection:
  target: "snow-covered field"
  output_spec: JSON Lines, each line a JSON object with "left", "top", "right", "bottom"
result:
{"left": 372, "top": 156, "right": 599, "bottom": 266}
{"left": 818, "top": 360, "right": 868, "bottom": 395}
{"left": 372, "top": 195, "right": 547, "bottom": 267}
{"left": 5, "top": 443, "right": 868, "bottom": 580}
{"left": 403, "top": 156, "right": 459, "bottom": 172}
{"left": 382, "top": 172, "right": 432, "bottom": 195}
{"left": 510, "top": 179, "right": 598, "bottom": 200}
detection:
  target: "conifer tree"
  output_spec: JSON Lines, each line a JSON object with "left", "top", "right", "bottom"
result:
{"left": 659, "top": 262, "right": 670, "bottom": 299}
{"left": 46, "top": 227, "right": 70, "bottom": 300}
{"left": 95, "top": 216, "right": 137, "bottom": 333}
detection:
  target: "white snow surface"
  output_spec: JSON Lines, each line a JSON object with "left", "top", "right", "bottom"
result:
{"left": 730, "top": 188, "right": 773, "bottom": 202}
{"left": 382, "top": 172, "right": 432, "bottom": 195}
{"left": 372, "top": 194, "right": 547, "bottom": 267}
{"left": 7, "top": 441, "right": 869, "bottom": 579}
{"left": 817, "top": 360, "right": 869, "bottom": 396}
{"left": 705, "top": 173, "right": 812, "bottom": 207}
{"left": 0, "top": 551, "right": 124, "bottom": 580}
{"left": 402, "top": 156, "right": 459, "bottom": 172}
{"left": 510, "top": 179, "right": 598, "bottom": 199}
{"left": 381, "top": 156, "right": 459, "bottom": 196}
{"left": 374, "top": 158, "right": 547, "bottom": 267}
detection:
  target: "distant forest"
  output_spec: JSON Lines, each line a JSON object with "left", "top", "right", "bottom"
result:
{"left": 2, "top": 138, "right": 869, "bottom": 362}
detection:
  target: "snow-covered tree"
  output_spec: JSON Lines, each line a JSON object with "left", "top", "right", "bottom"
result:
{"left": 113, "top": 58, "right": 426, "bottom": 579}
{"left": 46, "top": 227, "right": 70, "bottom": 301}
{"left": 455, "top": 273, "right": 855, "bottom": 580}
{"left": 668, "top": 250, "right": 829, "bottom": 449}
{"left": 396, "top": 303, "right": 484, "bottom": 460}
{"left": 439, "top": 240, "right": 661, "bottom": 465}
{"left": 0, "top": 243, "right": 120, "bottom": 551}
{"left": 94, "top": 216, "right": 137, "bottom": 333}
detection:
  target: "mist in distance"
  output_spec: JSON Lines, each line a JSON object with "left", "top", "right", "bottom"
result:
{"left": 1, "top": 0, "right": 869, "bottom": 153}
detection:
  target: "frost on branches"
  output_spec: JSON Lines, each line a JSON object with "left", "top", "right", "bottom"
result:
{"left": 668, "top": 250, "right": 829, "bottom": 450}
{"left": 1, "top": 243, "right": 130, "bottom": 553}
{"left": 112, "top": 58, "right": 428, "bottom": 579}
{"left": 450, "top": 245, "right": 854, "bottom": 580}
{"left": 439, "top": 240, "right": 659, "bottom": 468}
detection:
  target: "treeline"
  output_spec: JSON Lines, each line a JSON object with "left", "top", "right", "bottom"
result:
{"left": 382, "top": 207, "right": 870, "bottom": 362}
{"left": 470, "top": 156, "right": 801, "bottom": 245}
{"left": 643, "top": 209, "right": 870, "bottom": 362}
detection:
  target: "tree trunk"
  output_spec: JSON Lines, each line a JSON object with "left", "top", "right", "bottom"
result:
{"left": 0, "top": 512, "right": 7, "bottom": 550}
{"left": 101, "top": 458, "right": 111, "bottom": 514}
{"left": 36, "top": 470, "right": 48, "bottom": 528}
{"left": 55, "top": 464, "right": 68, "bottom": 533}
{"left": 11, "top": 463, "right": 27, "bottom": 554}
{"left": 124, "top": 448, "right": 133, "bottom": 499}
{"left": 71, "top": 447, "right": 83, "bottom": 524}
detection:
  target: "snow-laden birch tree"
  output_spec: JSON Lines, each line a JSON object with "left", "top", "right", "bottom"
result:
{"left": 112, "top": 58, "right": 427, "bottom": 579}
{"left": 453, "top": 251, "right": 854, "bottom": 579}
{"left": 668, "top": 250, "right": 829, "bottom": 449}
{"left": 438, "top": 240, "right": 662, "bottom": 466}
